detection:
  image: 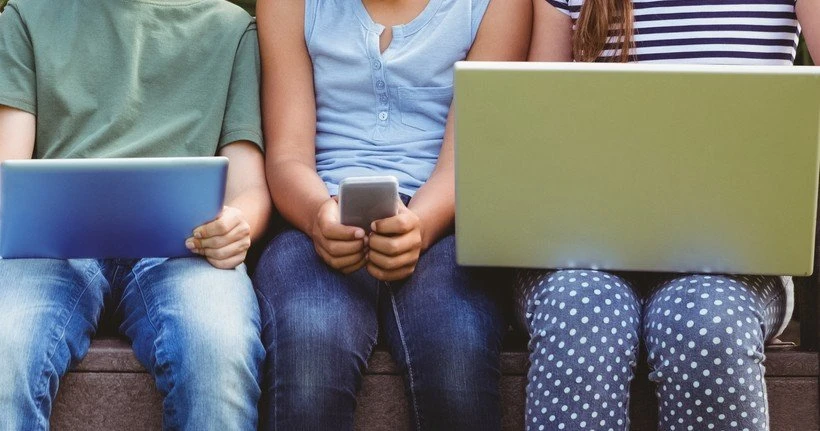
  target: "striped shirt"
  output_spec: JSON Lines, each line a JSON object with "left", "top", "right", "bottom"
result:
{"left": 547, "top": 0, "right": 800, "bottom": 64}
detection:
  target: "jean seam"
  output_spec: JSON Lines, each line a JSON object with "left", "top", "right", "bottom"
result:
{"left": 389, "top": 290, "right": 422, "bottom": 431}
{"left": 131, "top": 265, "right": 178, "bottom": 423}
{"left": 256, "top": 287, "right": 278, "bottom": 430}
{"left": 32, "top": 264, "right": 102, "bottom": 430}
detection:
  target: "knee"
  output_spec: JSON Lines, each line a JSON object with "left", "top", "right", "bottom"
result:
{"left": 412, "top": 343, "right": 499, "bottom": 419}
{"left": 274, "top": 299, "right": 374, "bottom": 392}
{"left": 394, "top": 309, "right": 499, "bottom": 404}
{"left": 432, "top": 336, "right": 499, "bottom": 387}
{"left": 525, "top": 270, "right": 641, "bottom": 341}
{"left": 270, "top": 302, "right": 372, "bottom": 419}
{"left": 161, "top": 309, "right": 264, "bottom": 393}
{"left": 646, "top": 275, "right": 766, "bottom": 348}
{"left": 0, "top": 325, "right": 65, "bottom": 420}
{"left": 0, "top": 330, "right": 39, "bottom": 388}
{"left": 645, "top": 276, "right": 767, "bottom": 378}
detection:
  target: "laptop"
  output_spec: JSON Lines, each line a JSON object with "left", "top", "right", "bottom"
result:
{"left": 0, "top": 157, "right": 228, "bottom": 259}
{"left": 454, "top": 62, "right": 820, "bottom": 276}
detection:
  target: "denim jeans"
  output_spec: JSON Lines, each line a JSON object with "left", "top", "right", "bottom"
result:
{"left": 253, "top": 230, "right": 505, "bottom": 431}
{"left": 0, "top": 257, "right": 264, "bottom": 430}
{"left": 514, "top": 269, "right": 785, "bottom": 431}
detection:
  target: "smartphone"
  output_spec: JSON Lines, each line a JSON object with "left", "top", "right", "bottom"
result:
{"left": 339, "top": 175, "right": 399, "bottom": 232}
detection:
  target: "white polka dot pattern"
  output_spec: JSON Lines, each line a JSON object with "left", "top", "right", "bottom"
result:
{"left": 515, "top": 269, "right": 642, "bottom": 431}
{"left": 514, "top": 270, "right": 786, "bottom": 431}
{"left": 644, "top": 274, "right": 783, "bottom": 431}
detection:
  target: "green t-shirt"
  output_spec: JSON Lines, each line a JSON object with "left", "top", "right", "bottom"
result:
{"left": 0, "top": 0, "right": 262, "bottom": 159}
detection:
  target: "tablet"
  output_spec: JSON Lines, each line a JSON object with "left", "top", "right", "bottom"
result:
{"left": 0, "top": 157, "right": 228, "bottom": 259}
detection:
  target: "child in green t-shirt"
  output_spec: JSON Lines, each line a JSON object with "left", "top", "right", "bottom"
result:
{"left": 0, "top": 0, "right": 270, "bottom": 428}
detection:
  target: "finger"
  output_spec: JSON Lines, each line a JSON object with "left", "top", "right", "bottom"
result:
{"left": 366, "top": 262, "right": 416, "bottom": 282}
{"left": 207, "top": 254, "right": 246, "bottom": 270}
{"left": 199, "top": 238, "right": 251, "bottom": 261}
{"left": 195, "top": 211, "right": 242, "bottom": 239}
{"left": 340, "top": 257, "right": 368, "bottom": 275}
{"left": 329, "top": 251, "right": 367, "bottom": 270}
{"left": 313, "top": 240, "right": 365, "bottom": 271}
{"left": 323, "top": 222, "right": 365, "bottom": 241}
{"left": 368, "top": 232, "right": 421, "bottom": 257}
{"left": 185, "top": 237, "right": 202, "bottom": 253}
{"left": 366, "top": 248, "right": 419, "bottom": 271}
{"left": 371, "top": 212, "right": 416, "bottom": 235}
{"left": 313, "top": 242, "right": 334, "bottom": 266}
{"left": 323, "top": 237, "right": 365, "bottom": 257}
{"left": 196, "top": 222, "right": 250, "bottom": 250}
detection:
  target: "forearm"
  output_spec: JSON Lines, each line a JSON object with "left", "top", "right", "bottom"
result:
{"left": 224, "top": 184, "right": 272, "bottom": 242}
{"left": 407, "top": 166, "right": 455, "bottom": 252}
{"left": 267, "top": 158, "right": 331, "bottom": 235}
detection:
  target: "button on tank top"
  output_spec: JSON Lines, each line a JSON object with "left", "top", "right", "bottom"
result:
{"left": 305, "top": 0, "right": 491, "bottom": 196}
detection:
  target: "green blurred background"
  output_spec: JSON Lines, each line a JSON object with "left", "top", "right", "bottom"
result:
{"left": 0, "top": 0, "right": 255, "bottom": 15}
{"left": 0, "top": 0, "right": 813, "bottom": 64}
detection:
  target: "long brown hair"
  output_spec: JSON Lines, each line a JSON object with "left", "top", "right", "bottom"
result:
{"left": 573, "top": 0, "right": 634, "bottom": 62}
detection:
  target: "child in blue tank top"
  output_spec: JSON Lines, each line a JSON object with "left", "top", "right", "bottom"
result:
{"left": 252, "top": 0, "right": 530, "bottom": 429}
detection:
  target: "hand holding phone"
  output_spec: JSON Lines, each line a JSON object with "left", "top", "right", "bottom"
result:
{"left": 311, "top": 198, "right": 368, "bottom": 274}
{"left": 339, "top": 176, "right": 399, "bottom": 232}
{"left": 366, "top": 200, "right": 424, "bottom": 282}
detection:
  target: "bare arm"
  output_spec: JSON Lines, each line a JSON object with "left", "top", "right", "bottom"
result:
{"left": 220, "top": 141, "right": 272, "bottom": 242}
{"left": 0, "top": 105, "right": 35, "bottom": 161}
{"left": 187, "top": 141, "right": 272, "bottom": 269}
{"left": 257, "top": 0, "right": 367, "bottom": 273}
{"left": 366, "top": 0, "right": 533, "bottom": 281}
{"left": 529, "top": 0, "right": 573, "bottom": 61}
{"left": 408, "top": 0, "right": 533, "bottom": 251}
{"left": 798, "top": 0, "right": 820, "bottom": 62}
{"left": 258, "top": 0, "right": 326, "bottom": 233}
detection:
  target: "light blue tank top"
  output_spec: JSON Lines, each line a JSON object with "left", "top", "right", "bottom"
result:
{"left": 305, "top": 0, "right": 491, "bottom": 196}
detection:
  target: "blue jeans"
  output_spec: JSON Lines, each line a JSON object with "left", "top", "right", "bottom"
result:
{"left": 253, "top": 230, "right": 505, "bottom": 431}
{"left": 515, "top": 269, "right": 786, "bottom": 431}
{"left": 0, "top": 257, "right": 263, "bottom": 430}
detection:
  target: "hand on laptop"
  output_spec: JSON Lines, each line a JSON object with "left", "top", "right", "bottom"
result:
{"left": 310, "top": 197, "right": 368, "bottom": 274}
{"left": 366, "top": 202, "right": 423, "bottom": 282}
{"left": 185, "top": 206, "right": 252, "bottom": 269}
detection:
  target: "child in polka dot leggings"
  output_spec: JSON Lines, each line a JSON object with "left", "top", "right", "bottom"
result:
{"left": 515, "top": 270, "right": 788, "bottom": 430}
{"left": 522, "top": 0, "right": 815, "bottom": 427}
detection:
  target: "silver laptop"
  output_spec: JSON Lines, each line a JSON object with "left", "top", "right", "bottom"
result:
{"left": 0, "top": 157, "right": 228, "bottom": 259}
{"left": 454, "top": 62, "right": 820, "bottom": 275}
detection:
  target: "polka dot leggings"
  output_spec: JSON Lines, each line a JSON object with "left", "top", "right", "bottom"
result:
{"left": 515, "top": 269, "right": 785, "bottom": 431}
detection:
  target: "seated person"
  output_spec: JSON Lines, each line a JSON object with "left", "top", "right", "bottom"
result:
{"left": 517, "top": 0, "right": 820, "bottom": 429}
{"left": 252, "top": 0, "right": 530, "bottom": 429}
{"left": 0, "top": 0, "right": 270, "bottom": 428}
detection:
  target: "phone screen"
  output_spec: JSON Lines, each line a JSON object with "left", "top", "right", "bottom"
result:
{"left": 339, "top": 176, "right": 399, "bottom": 231}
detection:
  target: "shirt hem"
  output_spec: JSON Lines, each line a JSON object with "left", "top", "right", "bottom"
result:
{"left": 219, "top": 129, "right": 264, "bottom": 152}
{"left": 0, "top": 95, "right": 36, "bottom": 115}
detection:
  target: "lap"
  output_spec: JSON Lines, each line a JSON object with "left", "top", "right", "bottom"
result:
{"left": 382, "top": 235, "right": 504, "bottom": 354}
{"left": 644, "top": 273, "right": 786, "bottom": 341}
{"left": 118, "top": 257, "right": 260, "bottom": 359}
{"left": 126, "top": 257, "right": 257, "bottom": 320}
{"left": 0, "top": 258, "right": 106, "bottom": 335}
{"left": 0, "top": 258, "right": 107, "bottom": 373}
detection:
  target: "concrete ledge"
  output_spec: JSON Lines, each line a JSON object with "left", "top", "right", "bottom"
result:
{"left": 53, "top": 338, "right": 820, "bottom": 430}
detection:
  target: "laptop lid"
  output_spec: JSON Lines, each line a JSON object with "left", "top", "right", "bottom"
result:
{"left": 454, "top": 62, "right": 820, "bottom": 276}
{"left": 0, "top": 157, "right": 228, "bottom": 259}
